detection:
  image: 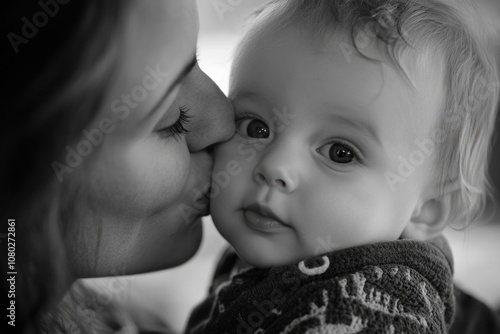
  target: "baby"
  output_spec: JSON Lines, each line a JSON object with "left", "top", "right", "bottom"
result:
{"left": 187, "top": 0, "right": 499, "bottom": 333}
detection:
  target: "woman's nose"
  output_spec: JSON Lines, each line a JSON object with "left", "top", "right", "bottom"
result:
{"left": 180, "top": 66, "right": 236, "bottom": 152}
{"left": 253, "top": 143, "right": 298, "bottom": 193}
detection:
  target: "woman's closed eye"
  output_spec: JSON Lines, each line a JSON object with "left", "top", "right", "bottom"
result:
{"left": 158, "top": 106, "right": 191, "bottom": 140}
{"left": 316, "top": 141, "right": 361, "bottom": 165}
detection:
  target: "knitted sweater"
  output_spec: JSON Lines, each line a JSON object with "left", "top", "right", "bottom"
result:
{"left": 186, "top": 239, "right": 455, "bottom": 334}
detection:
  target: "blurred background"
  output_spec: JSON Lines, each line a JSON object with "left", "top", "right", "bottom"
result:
{"left": 86, "top": 1, "right": 500, "bottom": 332}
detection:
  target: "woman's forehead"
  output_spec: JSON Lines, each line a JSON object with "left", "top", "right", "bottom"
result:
{"left": 99, "top": 0, "right": 198, "bottom": 124}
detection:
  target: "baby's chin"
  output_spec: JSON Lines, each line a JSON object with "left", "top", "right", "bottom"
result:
{"left": 234, "top": 245, "right": 307, "bottom": 269}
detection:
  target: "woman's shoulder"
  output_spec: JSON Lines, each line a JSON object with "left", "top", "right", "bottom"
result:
{"left": 37, "top": 281, "right": 139, "bottom": 334}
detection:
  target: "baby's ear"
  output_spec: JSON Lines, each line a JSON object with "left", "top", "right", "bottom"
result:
{"left": 401, "top": 183, "right": 456, "bottom": 240}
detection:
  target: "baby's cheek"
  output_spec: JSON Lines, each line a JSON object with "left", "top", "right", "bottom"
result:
{"left": 211, "top": 148, "right": 233, "bottom": 199}
{"left": 300, "top": 177, "right": 393, "bottom": 249}
{"left": 213, "top": 140, "right": 239, "bottom": 179}
{"left": 211, "top": 141, "right": 250, "bottom": 213}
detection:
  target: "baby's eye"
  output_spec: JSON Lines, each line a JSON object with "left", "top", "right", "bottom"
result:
{"left": 317, "top": 142, "right": 357, "bottom": 164}
{"left": 236, "top": 118, "right": 270, "bottom": 139}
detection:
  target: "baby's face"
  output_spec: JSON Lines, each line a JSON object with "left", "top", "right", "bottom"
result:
{"left": 211, "top": 24, "right": 444, "bottom": 267}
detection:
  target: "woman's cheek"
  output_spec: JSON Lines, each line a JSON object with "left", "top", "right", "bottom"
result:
{"left": 128, "top": 138, "right": 191, "bottom": 209}
{"left": 90, "top": 137, "right": 191, "bottom": 216}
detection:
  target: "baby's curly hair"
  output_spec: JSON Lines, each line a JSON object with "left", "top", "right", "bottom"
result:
{"left": 246, "top": 0, "right": 499, "bottom": 228}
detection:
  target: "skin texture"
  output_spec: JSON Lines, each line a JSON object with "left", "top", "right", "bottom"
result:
{"left": 64, "top": 0, "right": 235, "bottom": 277}
{"left": 211, "top": 21, "right": 446, "bottom": 268}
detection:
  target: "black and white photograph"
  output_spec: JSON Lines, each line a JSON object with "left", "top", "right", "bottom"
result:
{"left": 3, "top": 1, "right": 500, "bottom": 333}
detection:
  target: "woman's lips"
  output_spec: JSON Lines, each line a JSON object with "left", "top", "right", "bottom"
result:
{"left": 187, "top": 149, "right": 214, "bottom": 217}
{"left": 195, "top": 191, "right": 210, "bottom": 217}
{"left": 243, "top": 209, "right": 289, "bottom": 232}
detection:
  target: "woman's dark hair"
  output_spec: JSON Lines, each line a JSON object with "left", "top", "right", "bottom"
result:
{"left": 3, "top": 1, "right": 130, "bottom": 332}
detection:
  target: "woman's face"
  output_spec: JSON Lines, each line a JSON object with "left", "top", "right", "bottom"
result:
{"left": 64, "top": 0, "right": 235, "bottom": 277}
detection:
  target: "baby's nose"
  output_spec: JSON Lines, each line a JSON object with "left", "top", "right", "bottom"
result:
{"left": 253, "top": 151, "right": 298, "bottom": 193}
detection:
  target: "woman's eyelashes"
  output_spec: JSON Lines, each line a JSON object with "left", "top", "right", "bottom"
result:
{"left": 158, "top": 106, "right": 191, "bottom": 140}
{"left": 316, "top": 141, "right": 361, "bottom": 165}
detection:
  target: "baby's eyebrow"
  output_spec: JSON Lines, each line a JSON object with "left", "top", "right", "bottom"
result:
{"left": 230, "top": 92, "right": 258, "bottom": 100}
{"left": 328, "top": 113, "right": 382, "bottom": 147}
{"left": 230, "top": 92, "right": 273, "bottom": 107}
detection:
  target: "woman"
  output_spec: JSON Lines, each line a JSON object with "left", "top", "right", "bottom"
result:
{"left": 4, "top": 0, "right": 234, "bottom": 332}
